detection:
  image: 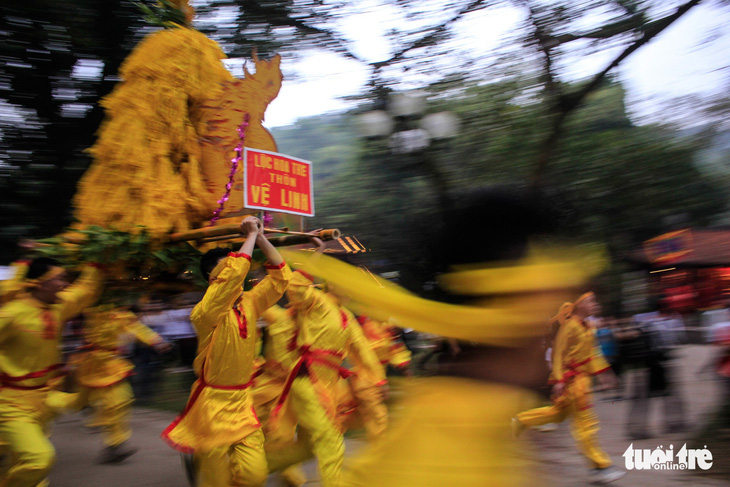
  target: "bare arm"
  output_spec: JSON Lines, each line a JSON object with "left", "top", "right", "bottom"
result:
{"left": 238, "top": 217, "right": 262, "bottom": 257}
{"left": 255, "top": 232, "right": 284, "bottom": 267}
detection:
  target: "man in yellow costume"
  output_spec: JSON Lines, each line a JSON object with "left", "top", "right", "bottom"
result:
{"left": 72, "top": 306, "right": 171, "bottom": 463}
{"left": 356, "top": 315, "right": 411, "bottom": 376}
{"left": 162, "top": 216, "right": 291, "bottom": 487}
{"left": 253, "top": 295, "right": 385, "bottom": 486}
{"left": 251, "top": 304, "right": 306, "bottom": 487}
{"left": 0, "top": 257, "right": 103, "bottom": 487}
{"left": 262, "top": 269, "right": 385, "bottom": 487}
{"left": 330, "top": 301, "right": 391, "bottom": 443}
{"left": 514, "top": 292, "right": 625, "bottom": 484}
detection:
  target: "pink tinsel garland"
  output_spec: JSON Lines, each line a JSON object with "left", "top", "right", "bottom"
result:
{"left": 210, "top": 113, "right": 250, "bottom": 225}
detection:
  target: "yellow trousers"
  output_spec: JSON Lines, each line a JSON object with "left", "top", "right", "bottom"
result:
{"left": 516, "top": 375, "right": 611, "bottom": 469}
{"left": 75, "top": 381, "right": 133, "bottom": 447}
{"left": 0, "top": 389, "right": 56, "bottom": 487}
{"left": 352, "top": 382, "right": 387, "bottom": 442}
{"left": 195, "top": 428, "right": 267, "bottom": 487}
{"left": 266, "top": 377, "right": 344, "bottom": 487}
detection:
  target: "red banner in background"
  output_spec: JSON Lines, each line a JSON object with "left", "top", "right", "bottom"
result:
{"left": 243, "top": 148, "right": 314, "bottom": 217}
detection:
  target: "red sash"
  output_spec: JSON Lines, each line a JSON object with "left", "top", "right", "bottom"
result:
{"left": 0, "top": 363, "right": 65, "bottom": 389}
{"left": 271, "top": 347, "right": 352, "bottom": 418}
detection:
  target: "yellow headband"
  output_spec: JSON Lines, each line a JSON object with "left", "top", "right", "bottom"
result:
{"left": 573, "top": 292, "right": 594, "bottom": 309}
{"left": 1, "top": 263, "right": 65, "bottom": 304}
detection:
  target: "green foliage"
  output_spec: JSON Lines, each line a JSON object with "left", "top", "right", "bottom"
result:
{"left": 135, "top": 0, "right": 187, "bottom": 29}
{"left": 34, "top": 226, "right": 204, "bottom": 288}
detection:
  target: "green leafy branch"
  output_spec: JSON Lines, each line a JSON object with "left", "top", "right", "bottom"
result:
{"left": 135, "top": 0, "right": 188, "bottom": 29}
{"left": 34, "top": 226, "right": 204, "bottom": 287}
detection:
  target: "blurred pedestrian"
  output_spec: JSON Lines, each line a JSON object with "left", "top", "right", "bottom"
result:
{"left": 161, "top": 217, "right": 291, "bottom": 487}
{"left": 514, "top": 293, "right": 625, "bottom": 484}
{"left": 595, "top": 316, "right": 623, "bottom": 399}
{"left": 131, "top": 301, "right": 167, "bottom": 403}
{"left": 160, "top": 296, "right": 198, "bottom": 368}
{"left": 626, "top": 304, "right": 687, "bottom": 438}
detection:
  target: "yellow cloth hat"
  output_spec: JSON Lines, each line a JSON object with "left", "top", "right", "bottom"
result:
{"left": 0, "top": 261, "right": 65, "bottom": 304}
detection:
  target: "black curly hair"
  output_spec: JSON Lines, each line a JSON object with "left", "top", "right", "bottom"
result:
{"left": 26, "top": 257, "right": 62, "bottom": 280}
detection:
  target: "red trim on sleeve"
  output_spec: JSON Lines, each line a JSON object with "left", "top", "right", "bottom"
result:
{"left": 228, "top": 252, "right": 252, "bottom": 261}
{"left": 357, "top": 315, "right": 368, "bottom": 325}
{"left": 295, "top": 270, "right": 314, "bottom": 282}
{"left": 593, "top": 366, "right": 611, "bottom": 375}
{"left": 376, "top": 379, "right": 388, "bottom": 387}
{"left": 264, "top": 261, "right": 286, "bottom": 270}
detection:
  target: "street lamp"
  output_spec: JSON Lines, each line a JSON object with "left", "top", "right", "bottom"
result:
{"left": 355, "top": 110, "right": 394, "bottom": 138}
{"left": 355, "top": 90, "right": 460, "bottom": 211}
{"left": 356, "top": 91, "right": 460, "bottom": 153}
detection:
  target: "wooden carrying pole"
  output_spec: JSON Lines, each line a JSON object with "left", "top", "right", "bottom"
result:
{"left": 201, "top": 234, "right": 322, "bottom": 247}
{"left": 170, "top": 227, "right": 341, "bottom": 245}
{"left": 168, "top": 224, "right": 245, "bottom": 243}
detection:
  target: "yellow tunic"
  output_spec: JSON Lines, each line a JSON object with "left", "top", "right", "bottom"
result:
{"left": 0, "top": 265, "right": 103, "bottom": 389}
{"left": 75, "top": 308, "right": 162, "bottom": 388}
{"left": 252, "top": 305, "right": 299, "bottom": 447}
{"left": 0, "top": 264, "right": 103, "bottom": 487}
{"left": 255, "top": 304, "right": 384, "bottom": 438}
{"left": 358, "top": 316, "right": 411, "bottom": 371}
{"left": 274, "top": 276, "right": 384, "bottom": 424}
{"left": 162, "top": 253, "right": 291, "bottom": 453}
{"left": 517, "top": 316, "right": 613, "bottom": 469}
{"left": 550, "top": 316, "right": 610, "bottom": 384}
{"left": 338, "top": 308, "right": 389, "bottom": 441}
{"left": 263, "top": 276, "right": 384, "bottom": 487}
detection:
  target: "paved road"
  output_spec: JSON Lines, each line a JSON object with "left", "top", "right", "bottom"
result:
{"left": 48, "top": 345, "right": 728, "bottom": 486}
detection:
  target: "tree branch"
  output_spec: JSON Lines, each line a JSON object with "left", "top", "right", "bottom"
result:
{"left": 370, "top": 0, "right": 491, "bottom": 70}
{"left": 553, "top": 16, "right": 645, "bottom": 44}
{"left": 521, "top": 2, "right": 562, "bottom": 108}
{"left": 530, "top": 0, "right": 703, "bottom": 189}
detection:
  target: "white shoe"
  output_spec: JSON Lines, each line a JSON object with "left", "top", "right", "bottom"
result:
{"left": 590, "top": 466, "right": 626, "bottom": 484}
{"left": 534, "top": 423, "right": 558, "bottom": 432}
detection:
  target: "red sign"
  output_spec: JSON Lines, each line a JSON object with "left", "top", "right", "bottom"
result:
{"left": 243, "top": 148, "right": 314, "bottom": 217}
